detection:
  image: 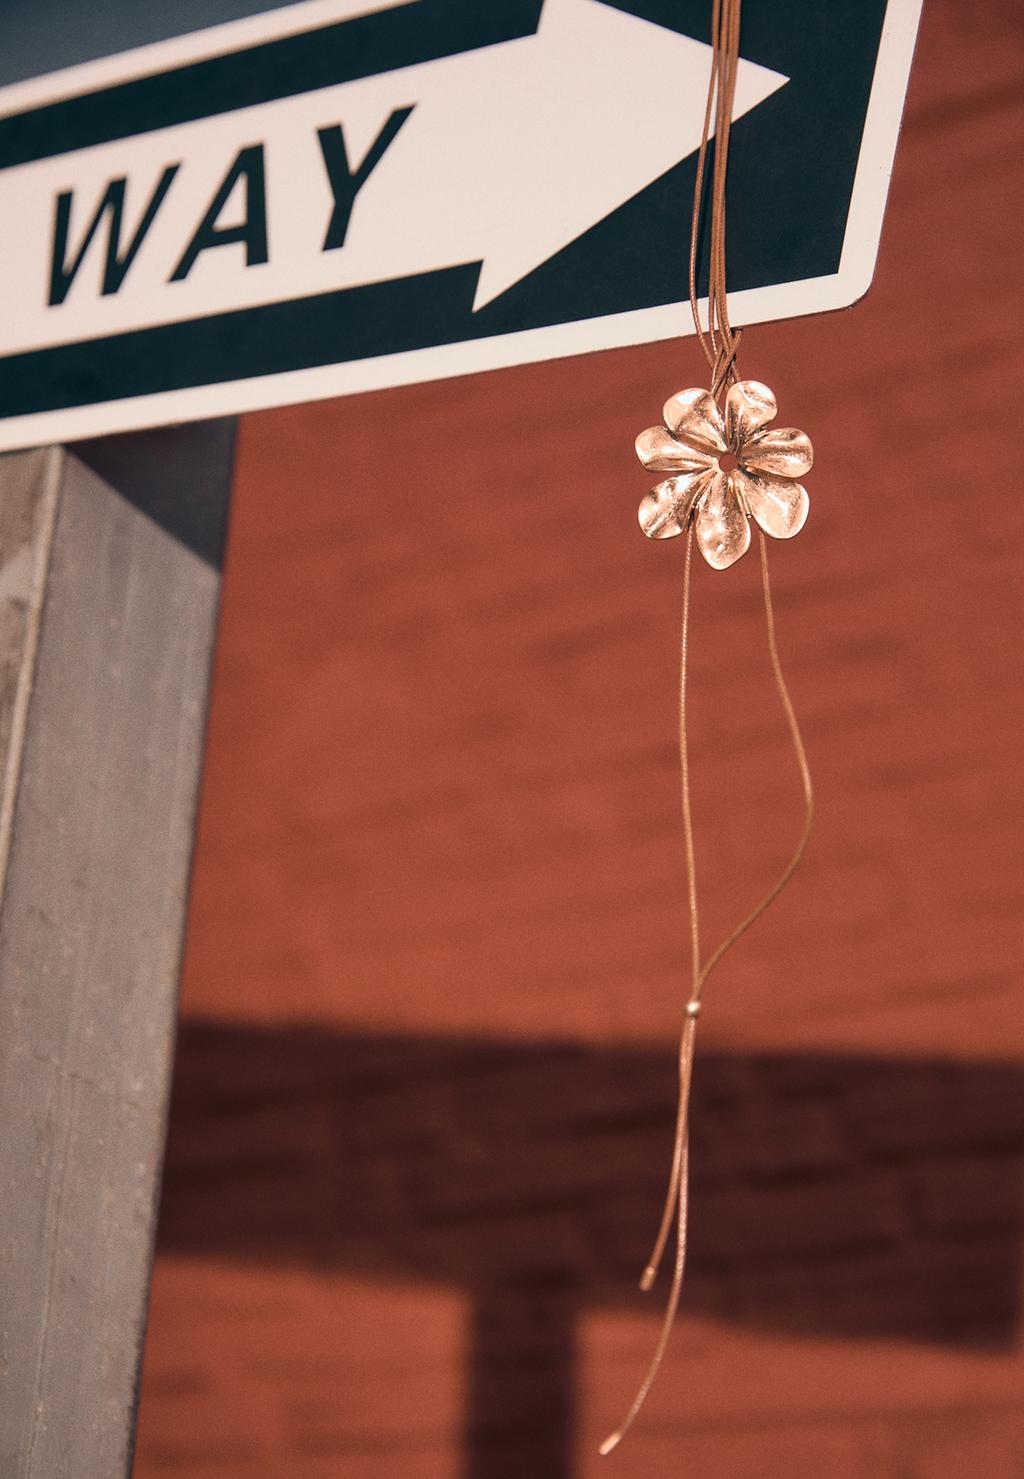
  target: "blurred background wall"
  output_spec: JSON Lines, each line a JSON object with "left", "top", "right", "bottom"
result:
{"left": 134, "top": 1, "right": 1024, "bottom": 1475}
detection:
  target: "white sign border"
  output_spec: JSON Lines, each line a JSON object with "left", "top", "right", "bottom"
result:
{"left": 0, "top": 0, "right": 922, "bottom": 451}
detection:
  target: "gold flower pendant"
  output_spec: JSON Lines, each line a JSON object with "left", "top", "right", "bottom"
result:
{"left": 636, "top": 380, "right": 813, "bottom": 570}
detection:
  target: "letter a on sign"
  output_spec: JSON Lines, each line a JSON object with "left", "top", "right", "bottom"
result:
{"left": 0, "top": 0, "right": 922, "bottom": 448}
{"left": 170, "top": 146, "right": 269, "bottom": 281}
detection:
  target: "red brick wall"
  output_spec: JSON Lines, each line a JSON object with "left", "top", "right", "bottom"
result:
{"left": 135, "top": 3, "right": 1024, "bottom": 1475}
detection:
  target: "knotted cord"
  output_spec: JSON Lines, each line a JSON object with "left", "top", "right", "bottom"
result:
{"left": 600, "top": 0, "right": 814, "bottom": 1453}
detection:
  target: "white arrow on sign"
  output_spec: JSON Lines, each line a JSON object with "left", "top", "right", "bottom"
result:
{"left": 330, "top": 0, "right": 789, "bottom": 310}
{"left": 0, "top": 0, "right": 788, "bottom": 355}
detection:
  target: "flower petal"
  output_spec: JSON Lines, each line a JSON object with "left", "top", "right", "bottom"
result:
{"left": 662, "top": 388, "right": 728, "bottom": 455}
{"left": 724, "top": 380, "right": 777, "bottom": 449}
{"left": 694, "top": 471, "right": 750, "bottom": 569}
{"left": 734, "top": 467, "right": 809, "bottom": 540}
{"left": 635, "top": 425, "right": 717, "bottom": 475}
{"left": 638, "top": 471, "right": 712, "bottom": 541}
{"left": 740, "top": 426, "right": 813, "bottom": 479}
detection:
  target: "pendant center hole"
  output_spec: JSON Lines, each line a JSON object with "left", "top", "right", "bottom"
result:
{"left": 718, "top": 451, "right": 739, "bottom": 475}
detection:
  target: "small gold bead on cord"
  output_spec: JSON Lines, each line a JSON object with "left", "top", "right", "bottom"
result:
{"left": 685, "top": 999, "right": 701, "bottom": 1018}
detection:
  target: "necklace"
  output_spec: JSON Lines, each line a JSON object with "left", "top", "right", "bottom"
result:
{"left": 601, "top": 0, "right": 814, "bottom": 1454}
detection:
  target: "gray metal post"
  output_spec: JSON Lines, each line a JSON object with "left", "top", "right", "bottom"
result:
{"left": 0, "top": 422, "right": 234, "bottom": 1478}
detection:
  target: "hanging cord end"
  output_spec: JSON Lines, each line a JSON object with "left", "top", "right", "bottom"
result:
{"left": 599, "top": 1431, "right": 624, "bottom": 1458}
{"left": 639, "top": 1264, "right": 658, "bottom": 1293}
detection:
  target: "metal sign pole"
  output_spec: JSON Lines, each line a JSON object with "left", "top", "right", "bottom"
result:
{"left": 0, "top": 422, "right": 234, "bottom": 1478}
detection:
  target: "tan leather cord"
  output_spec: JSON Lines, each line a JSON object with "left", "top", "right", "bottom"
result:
{"left": 601, "top": 0, "right": 814, "bottom": 1453}
{"left": 599, "top": 529, "right": 700, "bottom": 1458}
{"left": 689, "top": 0, "right": 744, "bottom": 395}
{"left": 638, "top": 525, "right": 700, "bottom": 1301}
{"left": 697, "top": 531, "right": 814, "bottom": 995}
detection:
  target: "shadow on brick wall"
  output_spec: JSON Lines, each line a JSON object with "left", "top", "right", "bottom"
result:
{"left": 157, "top": 1024, "right": 1024, "bottom": 1479}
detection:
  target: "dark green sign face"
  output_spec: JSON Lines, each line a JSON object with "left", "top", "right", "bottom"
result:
{"left": 0, "top": 0, "right": 919, "bottom": 448}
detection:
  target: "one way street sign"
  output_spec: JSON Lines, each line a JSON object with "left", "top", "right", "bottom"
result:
{"left": 0, "top": 0, "right": 921, "bottom": 449}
